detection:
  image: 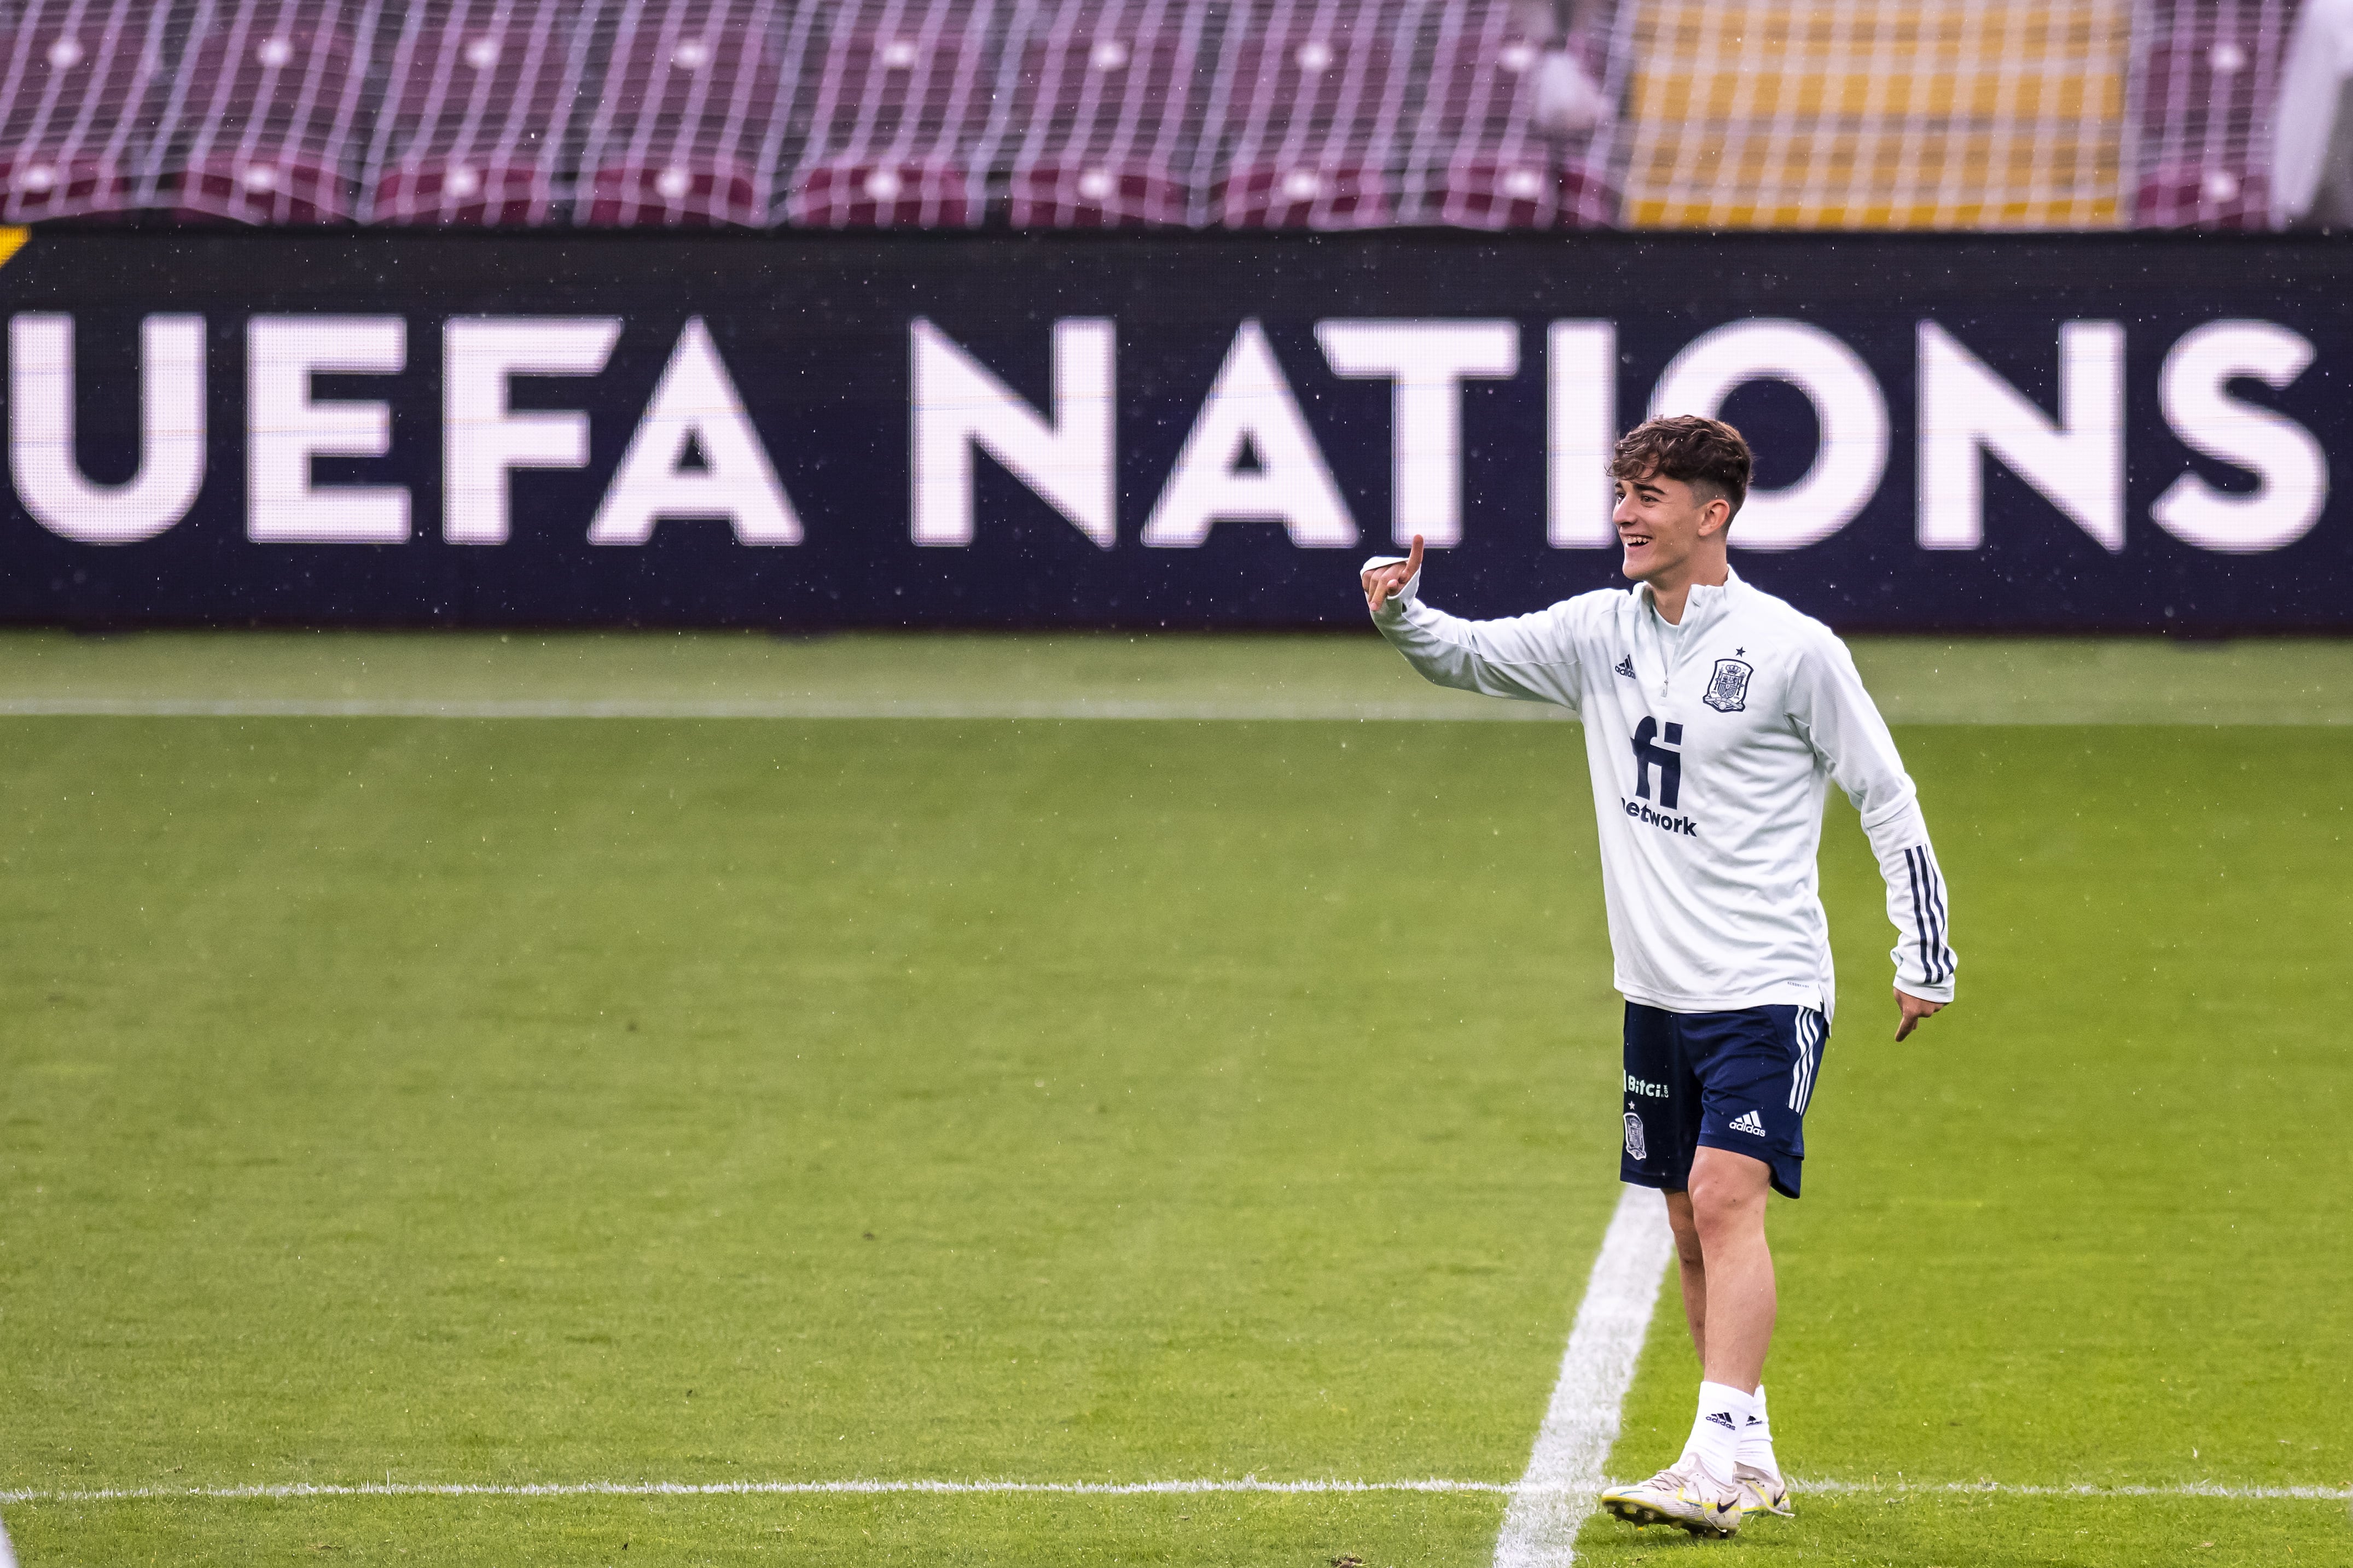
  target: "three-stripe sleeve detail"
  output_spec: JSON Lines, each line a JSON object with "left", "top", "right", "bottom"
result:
{"left": 1902, "top": 846, "right": 1955, "bottom": 986}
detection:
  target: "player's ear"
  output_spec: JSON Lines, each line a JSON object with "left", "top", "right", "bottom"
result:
{"left": 1699, "top": 496, "right": 1733, "bottom": 538}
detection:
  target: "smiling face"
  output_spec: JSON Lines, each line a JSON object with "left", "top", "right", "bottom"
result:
{"left": 1613, "top": 465, "right": 1732, "bottom": 586}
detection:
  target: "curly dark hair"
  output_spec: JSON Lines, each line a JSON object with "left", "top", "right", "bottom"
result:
{"left": 1610, "top": 415, "right": 1753, "bottom": 519}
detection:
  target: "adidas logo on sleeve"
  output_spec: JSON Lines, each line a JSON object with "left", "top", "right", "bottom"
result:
{"left": 1728, "top": 1110, "right": 1766, "bottom": 1136}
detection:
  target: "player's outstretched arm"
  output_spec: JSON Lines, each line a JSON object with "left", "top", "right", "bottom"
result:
{"left": 1358, "top": 534, "right": 1583, "bottom": 708}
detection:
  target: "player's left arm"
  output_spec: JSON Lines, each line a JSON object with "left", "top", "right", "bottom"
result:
{"left": 1786, "top": 631, "right": 1957, "bottom": 1041}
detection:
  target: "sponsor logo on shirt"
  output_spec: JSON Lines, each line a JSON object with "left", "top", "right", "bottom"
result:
{"left": 1620, "top": 796, "right": 1699, "bottom": 837}
{"left": 1630, "top": 717, "right": 1683, "bottom": 808}
{"left": 1625, "top": 1071, "right": 1670, "bottom": 1099}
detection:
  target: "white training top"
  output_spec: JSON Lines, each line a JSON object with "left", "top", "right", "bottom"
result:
{"left": 1369, "top": 561, "right": 1955, "bottom": 1019}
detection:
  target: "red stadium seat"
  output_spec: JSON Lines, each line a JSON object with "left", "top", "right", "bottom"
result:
{"left": 587, "top": 155, "right": 768, "bottom": 227}
{"left": 1002, "top": 2, "right": 1207, "bottom": 229}
{"left": 1216, "top": 157, "right": 1391, "bottom": 227}
{"left": 366, "top": 1, "right": 584, "bottom": 226}
{"left": 1210, "top": 3, "right": 1411, "bottom": 230}
{"left": 1434, "top": 154, "right": 1621, "bottom": 230}
{"left": 1407, "top": 2, "right": 1620, "bottom": 230}
{"left": 2129, "top": 5, "right": 2295, "bottom": 230}
{"left": 1008, "top": 158, "right": 1191, "bottom": 226}
{"left": 578, "top": 2, "right": 790, "bottom": 229}
{"left": 0, "top": 3, "right": 168, "bottom": 222}
{"left": 792, "top": 159, "right": 980, "bottom": 228}
{"left": 374, "top": 161, "right": 567, "bottom": 228}
{"left": 789, "top": 4, "right": 996, "bottom": 229}
{"left": 169, "top": 10, "right": 369, "bottom": 225}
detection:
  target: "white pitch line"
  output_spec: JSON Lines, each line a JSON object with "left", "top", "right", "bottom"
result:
{"left": 1493, "top": 1184, "right": 1678, "bottom": 1568}
{"left": 0, "top": 697, "right": 1564, "bottom": 722}
{"left": 8, "top": 1474, "right": 2340, "bottom": 1509}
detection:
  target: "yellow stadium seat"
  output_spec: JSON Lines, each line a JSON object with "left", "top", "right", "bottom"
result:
{"left": 1622, "top": 0, "right": 2130, "bottom": 229}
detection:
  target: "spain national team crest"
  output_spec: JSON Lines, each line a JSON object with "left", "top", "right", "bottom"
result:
{"left": 1623, "top": 1111, "right": 1648, "bottom": 1161}
{"left": 1704, "top": 657, "right": 1753, "bottom": 713}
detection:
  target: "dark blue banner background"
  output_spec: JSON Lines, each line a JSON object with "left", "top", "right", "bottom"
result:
{"left": 3, "top": 230, "right": 2347, "bottom": 631}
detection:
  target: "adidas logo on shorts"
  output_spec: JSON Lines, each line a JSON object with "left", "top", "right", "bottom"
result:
{"left": 1729, "top": 1110, "right": 1766, "bottom": 1136}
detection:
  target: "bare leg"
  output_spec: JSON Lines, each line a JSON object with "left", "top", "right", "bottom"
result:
{"left": 1663, "top": 1188, "right": 1707, "bottom": 1362}
{"left": 1684, "top": 1146, "right": 1776, "bottom": 1392}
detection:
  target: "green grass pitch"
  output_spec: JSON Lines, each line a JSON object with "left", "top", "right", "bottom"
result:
{"left": 1, "top": 632, "right": 2348, "bottom": 1566}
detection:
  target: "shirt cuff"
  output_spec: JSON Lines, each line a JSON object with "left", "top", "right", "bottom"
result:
{"left": 1361, "top": 556, "right": 1422, "bottom": 619}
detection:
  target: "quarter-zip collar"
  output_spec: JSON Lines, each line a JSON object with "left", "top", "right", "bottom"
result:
{"left": 1634, "top": 565, "right": 1744, "bottom": 636}
{"left": 1631, "top": 567, "right": 1745, "bottom": 702}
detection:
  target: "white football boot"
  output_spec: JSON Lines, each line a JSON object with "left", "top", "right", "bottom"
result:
{"left": 1735, "top": 1462, "right": 1795, "bottom": 1518}
{"left": 1598, "top": 1458, "right": 1745, "bottom": 1538}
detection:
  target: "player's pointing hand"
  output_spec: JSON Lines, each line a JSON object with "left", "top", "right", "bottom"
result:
{"left": 1893, "top": 987, "right": 1945, "bottom": 1042}
{"left": 1362, "top": 534, "right": 1425, "bottom": 614}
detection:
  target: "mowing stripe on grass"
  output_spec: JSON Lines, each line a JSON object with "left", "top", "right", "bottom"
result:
{"left": 1493, "top": 1186, "right": 1678, "bottom": 1568}
{"left": 7, "top": 698, "right": 2345, "bottom": 724}
{"left": 5, "top": 1478, "right": 2342, "bottom": 1507}
{"left": 0, "top": 1480, "right": 1514, "bottom": 1505}
{"left": 1796, "top": 1480, "right": 2353, "bottom": 1501}
{"left": 9, "top": 634, "right": 2353, "bottom": 724}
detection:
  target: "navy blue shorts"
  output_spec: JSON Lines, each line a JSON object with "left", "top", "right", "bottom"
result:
{"left": 1619, "top": 1002, "right": 1827, "bottom": 1200}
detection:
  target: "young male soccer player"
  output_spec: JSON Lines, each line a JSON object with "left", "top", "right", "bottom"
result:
{"left": 1360, "top": 415, "right": 1956, "bottom": 1538}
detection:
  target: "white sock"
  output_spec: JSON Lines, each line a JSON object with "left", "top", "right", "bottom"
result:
{"left": 1685, "top": 1382, "right": 1753, "bottom": 1489}
{"left": 1737, "top": 1383, "right": 1779, "bottom": 1476}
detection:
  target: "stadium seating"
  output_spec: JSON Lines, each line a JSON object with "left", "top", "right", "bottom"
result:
{"left": 0, "top": 1, "right": 167, "bottom": 222}
{"left": 0, "top": 0, "right": 2330, "bottom": 234}
{"left": 1619, "top": 0, "right": 2131, "bottom": 229}
{"left": 577, "top": 0, "right": 793, "bottom": 227}
{"left": 1209, "top": 0, "right": 1416, "bottom": 228}
{"left": 789, "top": 0, "right": 998, "bottom": 228}
{"left": 2130, "top": 0, "right": 2299, "bottom": 228}
{"left": 999, "top": 0, "right": 1210, "bottom": 228}
{"left": 163, "top": 3, "right": 372, "bottom": 225}
{"left": 364, "top": 1, "right": 586, "bottom": 225}
{"left": 1404, "top": 0, "right": 1623, "bottom": 229}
